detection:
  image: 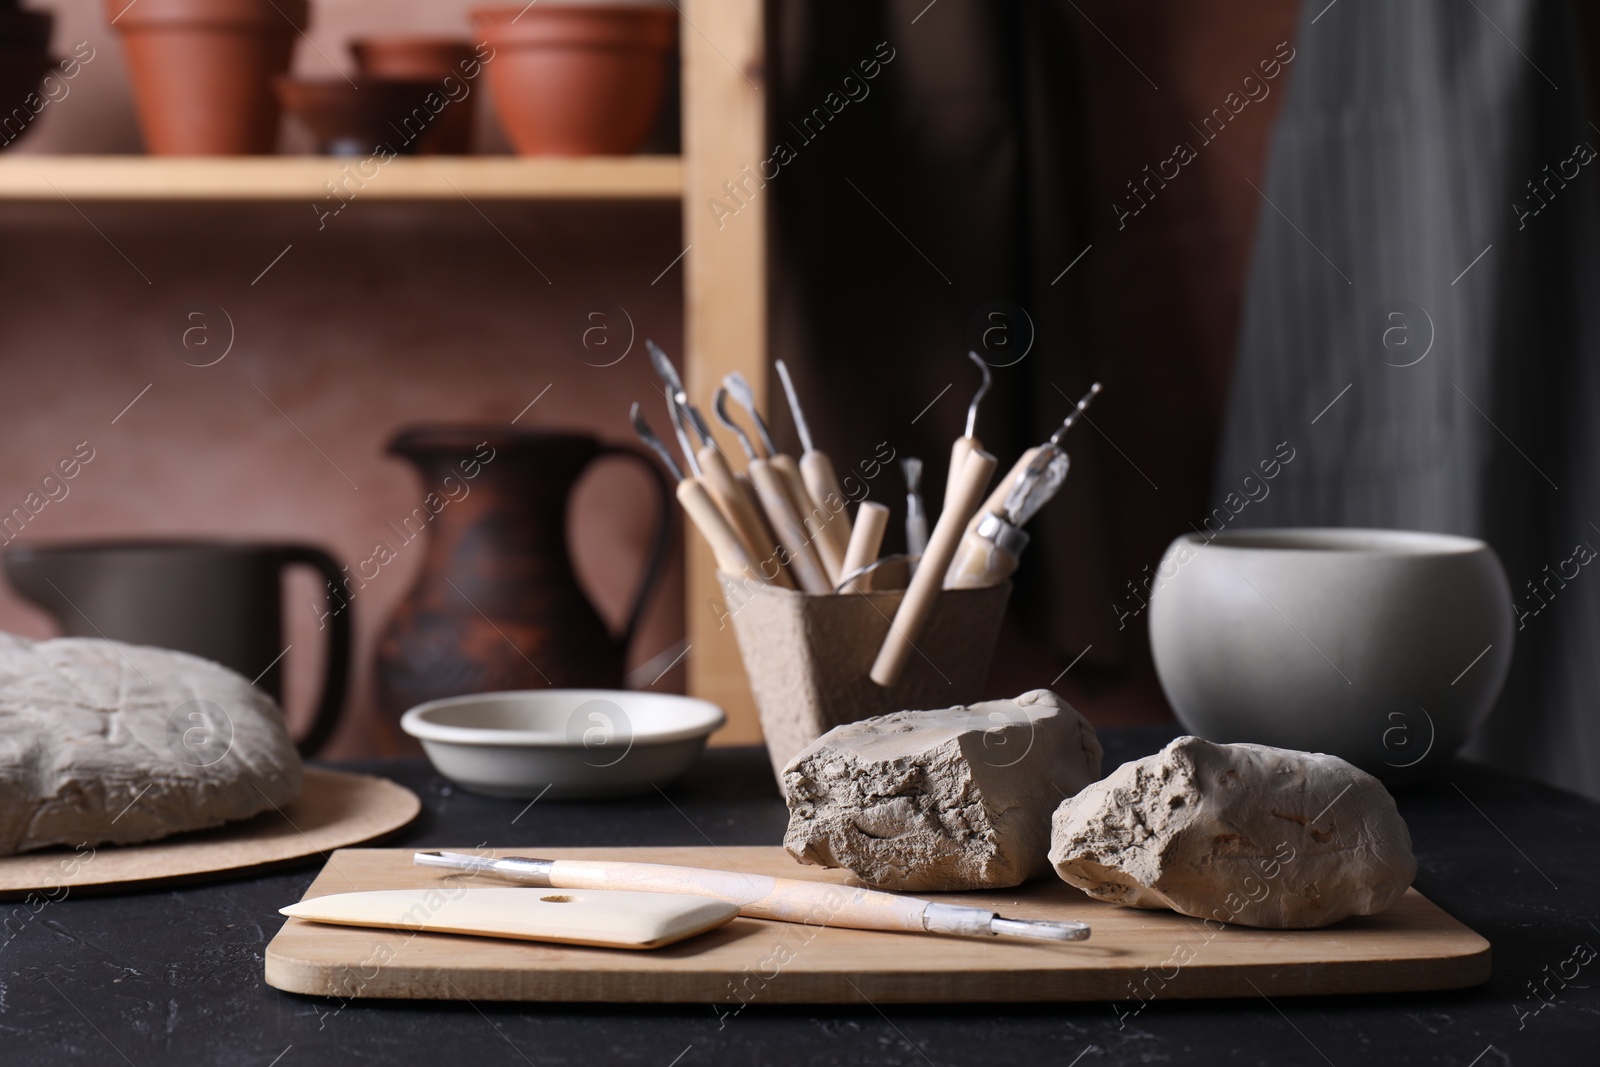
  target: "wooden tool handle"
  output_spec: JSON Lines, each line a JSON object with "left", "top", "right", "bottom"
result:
{"left": 871, "top": 448, "right": 997, "bottom": 687}
{"left": 676, "top": 479, "right": 765, "bottom": 584}
{"left": 548, "top": 859, "right": 929, "bottom": 933}
{"left": 772, "top": 453, "right": 843, "bottom": 585}
{"left": 840, "top": 501, "right": 890, "bottom": 593}
{"left": 698, "top": 445, "right": 793, "bottom": 590}
{"left": 966, "top": 445, "right": 1043, "bottom": 537}
{"left": 800, "top": 449, "right": 854, "bottom": 560}
{"left": 749, "top": 459, "right": 832, "bottom": 594}
{"left": 945, "top": 436, "right": 978, "bottom": 518}
{"left": 944, "top": 529, "right": 1020, "bottom": 589}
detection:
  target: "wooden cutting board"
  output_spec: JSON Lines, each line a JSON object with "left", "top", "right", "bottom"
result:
{"left": 264, "top": 846, "right": 1490, "bottom": 1004}
{"left": 0, "top": 769, "right": 419, "bottom": 900}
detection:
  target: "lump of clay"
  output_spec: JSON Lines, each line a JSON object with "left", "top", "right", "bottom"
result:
{"left": 783, "top": 689, "right": 1102, "bottom": 891}
{"left": 1048, "top": 736, "right": 1415, "bottom": 929}
{"left": 0, "top": 634, "right": 302, "bottom": 855}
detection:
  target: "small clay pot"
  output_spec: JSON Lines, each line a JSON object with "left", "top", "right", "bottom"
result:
{"left": 104, "top": 0, "right": 309, "bottom": 155}
{"left": 349, "top": 36, "right": 477, "bottom": 155}
{"left": 275, "top": 76, "right": 446, "bottom": 157}
{"left": 470, "top": 5, "right": 676, "bottom": 156}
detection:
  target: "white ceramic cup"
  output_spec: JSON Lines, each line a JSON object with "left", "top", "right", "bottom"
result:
{"left": 1148, "top": 528, "right": 1512, "bottom": 781}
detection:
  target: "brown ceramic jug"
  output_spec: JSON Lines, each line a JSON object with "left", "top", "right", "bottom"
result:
{"left": 374, "top": 426, "right": 671, "bottom": 720}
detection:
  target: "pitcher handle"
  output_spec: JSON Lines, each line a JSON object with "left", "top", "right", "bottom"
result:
{"left": 590, "top": 443, "right": 674, "bottom": 656}
{"left": 278, "top": 545, "right": 353, "bottom": 758}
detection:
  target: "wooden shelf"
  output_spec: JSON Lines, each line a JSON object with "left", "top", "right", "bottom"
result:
{"left": 0, "top": 155, "right": 683, "bottom": 201}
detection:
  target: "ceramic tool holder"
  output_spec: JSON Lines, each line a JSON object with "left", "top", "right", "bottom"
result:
{"left": 718, "top": 574, "right": 1011, "bottom": 780}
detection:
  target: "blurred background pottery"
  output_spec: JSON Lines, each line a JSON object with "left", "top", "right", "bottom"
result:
{"left": 470, "top": 4, "right": 676, "bottom": 155}
{"left": 400, "top": 688, "right": 724, "bottom": 798}
{"left": 3, "top": 539, "right": 352, "bottom": 757}
{"left": 374, "top": 427, "right": 672, "bottom": 726}
{"left": 1147, "top": 528, "right": 1514, "bottom": 783}
{"left": 0, "top": 0, "right": 52, "bottom": 151}
{"left": 275, "top": 76, "right": 444, "bottom": 157}
{"left": 104, "top": 0, "right": 307, "bottom": 154}
{"left": 349, "top": 36, "right": 477, "bottom": 154}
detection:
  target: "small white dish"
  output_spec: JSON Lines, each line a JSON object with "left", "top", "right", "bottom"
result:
{"left": 400, "top": 689, "right": 726, "bottom": 799}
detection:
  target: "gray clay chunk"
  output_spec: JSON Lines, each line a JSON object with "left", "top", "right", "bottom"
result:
{"left": 1048, "top": 736, "right": 1416, "bottom": 929}
{"left": 0, "top": 634, "right": 303, "bottom": 856}
{"left": 782, "top": 689, "right": 1103, "bottom": 891}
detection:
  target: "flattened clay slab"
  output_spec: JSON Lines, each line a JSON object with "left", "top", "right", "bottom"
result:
{"left": 784, "top": 689, "right": 1102, "bottom": 891}
{"left": 1049, "top": 736, "right": 1416, "bottom": 929}
{"left": 0, "top": 634, "right": 302, "bottom": 856}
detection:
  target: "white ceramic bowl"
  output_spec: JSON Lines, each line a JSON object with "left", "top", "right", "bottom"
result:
{"left": 400, "top": 689, "right": 726, "bottom": 799}
{"left": 1148, "top": 528, "right": 1513, "bottom": 782}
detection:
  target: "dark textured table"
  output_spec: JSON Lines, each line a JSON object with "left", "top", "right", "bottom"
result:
{"left": 3, "top": 727, "right": 1595, "bottom": 1066}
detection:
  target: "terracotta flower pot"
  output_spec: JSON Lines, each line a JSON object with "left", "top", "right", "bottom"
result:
{"left": 275, "top": 76, "right": 447, "bottom": 157}
{"left": 349, "top": 36, "right": 477, "bottom": 155}
{"left": 104, "top": 0, "right": 308, "bottom": 155}
{"left": 470, "top": 5, "right": 676, "bottom": 156}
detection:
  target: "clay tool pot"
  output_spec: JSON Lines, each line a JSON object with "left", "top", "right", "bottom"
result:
{"left": 902, "top": 457, "right": 929, "bottom": 558}
{"left": 871, "top": 448, "right": 997, "bottom": 688}
{"left": 943, "top": 351, "right": 992, "bottom": 512}
{"left": 416, "top": 851, "right": 1091, "bottom": 942}
{"left": 723, "top": 371, "right": 837, "bottom": 584}
{"left": 470, "top": 4, "right": 676, "bottom": 156}
{"left": 838, "top": 501, "right": 890, "bottom": 594}
{"left": 274, "top": 76, "right": 443, "bottom": 157}
{"left": 282, "top": 887, "right": 739, "bottom": 950}
{"left": 775, "top": 360, "right": 853, "bottom": 560}
{"left": 630, "top": 404, "right": 764, "bottom": 584}
{"left": 374, "top": 426, "right": 671, "bottom": 719}
{"left": 105, "top": 0, "right": 308, "bottom": 155}
{"left": 349, "top": 36, "right": 477, "bottom": 154}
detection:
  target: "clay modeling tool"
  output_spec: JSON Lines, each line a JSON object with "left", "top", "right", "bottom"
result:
{"left": 280, "top": 887, "right": 739, "bottom": 951}
{"left": 948, "top": 383, "right": 1100, "bottom": 588}
{"left": 632, "top": 403, "right": 765, "bottom": 583}
{"left": 722, "top": 372, "right": 832, "bottom": 592}
{"left": 775, "top": 359, "right": 853, "bottom": 559}
{"left": 684, "top": 400, "right": 792, "bottom": 590}
{"left": 723, "top": 371, "right": 840, "bottom": 583}
{"left": 837, "top": 501, "right": 890, "bottom": 593}
{"left": 414, "top": 852, "right": 1090, "bottom": 943}
{"left": 966, "top": 382, "right": 1101, "bottom": 539}
{"left": 943, "top": 351, "right": 992, "bottom": 513}
{"left": 870, "top": 447, "right": 997, "bottom": 687}
{"left": 712, "top": 384, "right": 783, "bottom": 529}
{"left": 902, "top": 457, "right": 929, "bottom": 558}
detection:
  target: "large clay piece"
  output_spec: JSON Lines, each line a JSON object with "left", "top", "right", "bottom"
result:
{"left": 1049, "top": 736, "right": 1416, "bottom": 929}
{"left": 105, "top": 0, "right": 308, "bottom": 155}
{"left": 783, "top": 690, "right": 1103, "bottom": 891}
{"left": 0, "top": 634, "right": 302, "bottom": 856}
{"left": 471, "top": 5, "right": 676, "bottom": 155}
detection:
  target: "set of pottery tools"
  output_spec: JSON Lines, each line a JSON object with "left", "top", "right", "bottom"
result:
{"left": 627, "top": 343, "right": 1100, "bottom": 689}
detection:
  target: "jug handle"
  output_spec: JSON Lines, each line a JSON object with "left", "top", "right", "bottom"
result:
{"left": 590, "top": 443, "right": 674, "bottom": 655}
{"left": 278, "top": 545, "right": 353, "bottom": 758}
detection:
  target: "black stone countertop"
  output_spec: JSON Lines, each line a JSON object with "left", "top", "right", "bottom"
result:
{"left": 3, "top": 727, "right": 1596, "bottom": 1066}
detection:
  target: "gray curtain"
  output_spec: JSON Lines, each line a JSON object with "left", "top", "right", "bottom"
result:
{"left": 1216, "top": 0, "right": 1600, "bottom": 797}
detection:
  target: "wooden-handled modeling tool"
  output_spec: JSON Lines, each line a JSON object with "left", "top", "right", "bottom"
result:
{"left": 281, "top": 887, "right": 738, "bottom": 951}
{"left": 415, "top": 851, "right": 1091, "bottom": 943}
{"left": 697, "top": 442, "right": 793, "bottom": 589}
{"left": 838, "top": 501, "right": 890, "bottom": 593}
{"left": 943, "top": 351, "right": 992, "bottom": 513}
{"left": 631, "top": 404, "right": 767, "bottom": 584}
{"left": 871, "top": 448, "right": 997, "bottom": 687}
{"left": 775, "top": 359, "right": 853, "bottom": 560}
{"left": 748, "top": 456, "right": 832, "bottom": 594}
{"left": 902, "top": 457, "right": 929, "bottom": 559}
{"left": 723, "top": 371, "right": 835, "bottom": 588}
{"left": 713, "top": 384, "right": 785, "bottom": 540}
{"left": 948, "top": 382, "right": 1101, "bottom": 589}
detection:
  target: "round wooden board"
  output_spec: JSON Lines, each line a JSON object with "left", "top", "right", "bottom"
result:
{"left": 0, "top": 768, "right": 421, "bottom": 899}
